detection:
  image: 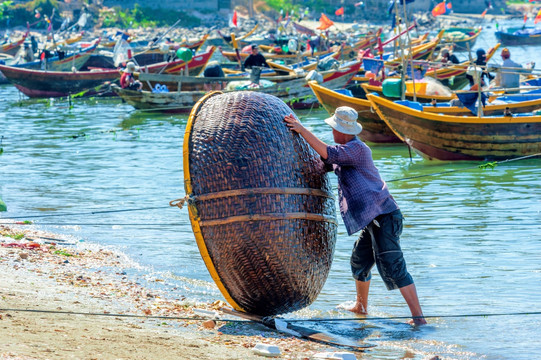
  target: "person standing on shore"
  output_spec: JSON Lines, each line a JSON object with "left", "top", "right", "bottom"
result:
{"left": 284, "top": 107, "right": 427, "bottom": 326}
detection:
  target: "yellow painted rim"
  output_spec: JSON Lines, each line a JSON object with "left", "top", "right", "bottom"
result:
{"left": 367, "top": 93, "right": 541, "bottom": 124}
{"left": 183, "top": 91, "right": 242, "bottom": 311}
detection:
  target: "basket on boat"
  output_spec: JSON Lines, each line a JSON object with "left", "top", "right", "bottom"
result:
{"left": 183, "top": 91, "right": 337, "bottom": 316}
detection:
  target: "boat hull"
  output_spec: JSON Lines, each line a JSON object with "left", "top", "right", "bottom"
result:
{"left": 495, "top": 31, "right": 541, "bottom": 46}
{"left": 368, "top": 94, "right": 541, "bottom": 161}
{"left": 0, "top": 65, "right": 120, "bottom": 98}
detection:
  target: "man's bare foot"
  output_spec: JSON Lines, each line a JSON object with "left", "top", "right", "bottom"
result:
{"left": 346, "top": 303, "right": 367, "bottom": 315}
{"left": 407, "top": 317, "right": 427, "bottom": 326}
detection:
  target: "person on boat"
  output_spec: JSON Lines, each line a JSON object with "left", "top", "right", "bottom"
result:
{"left": 243, "top": 44, "right": 269, "bottom": 70}
{"left": 498, "top": 48, "right": 523, "bottom": 90}
{"left": 203, "top": 61, "right": 225, "bottom": 91}
{"left": 120, "top": 62, "right": 142, "bottom": 91}
{"left": 466, "top": 48, "right": 494, "bottom": 86}
{"left": 437, "top": 47, "right": 459, "bottom": 64}
{"left": 283, "top": 107, "right": 427, "bottom": 326}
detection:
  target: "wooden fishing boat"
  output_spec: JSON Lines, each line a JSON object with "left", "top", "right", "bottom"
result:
{"left": 495, "top": 27, "right": 541, "bottom": 46}
{"left": 142, "top": 46, "right": 215, "bottom": 76}
{"left": 367, "top": 94, "right": 541, "bottom": 160}
{"left": 0, "top": 33, "right": 28, "bottom": 56}
{"left": 81, "top": 46, "right": 215, "bottom": 75}
{"left": 440, "top": 27, "right": 482, "bottom": 50}
{"left": 361, "top": 82, "right": 455, "bottom": 103}
{"left": 114, "top": 61, "right": 361, "bottom": 113}
{"left": 425, "top": 43, "right": 500, "bottom": 90}
{"left": 311, "top": 77, "right": 541, "bottom": 144}
{"left": 45, "top": 33, "right": 84, "bottom": 50}
{"left": 0, "top": 46, "right": 214, "bottom": 98}
{"left": 385, "top": 30, "right": 445, "bottom": 68}
{"left": 13, "top": 39, "right": 100, "bottom": 72}
{"left": 219, "top": 47, "right": 338, "bottom": 65}
{"left": 133, "top": 34, "right": 209, "bottom": 65}
{"left": 0, "top": 65, "right": 120, "bottom": 98}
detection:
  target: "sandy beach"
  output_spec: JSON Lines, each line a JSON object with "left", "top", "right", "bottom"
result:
{"left": 0, "top": 222, "right": 355, "bottom": 360}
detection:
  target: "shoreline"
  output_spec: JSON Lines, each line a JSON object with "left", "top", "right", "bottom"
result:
{"left": 0, "top": 221, "right": 355, "bottom": 359}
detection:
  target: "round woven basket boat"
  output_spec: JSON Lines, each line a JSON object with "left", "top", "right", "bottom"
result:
{"left": 183, "top": 91, "right": 337, "bottom": 316}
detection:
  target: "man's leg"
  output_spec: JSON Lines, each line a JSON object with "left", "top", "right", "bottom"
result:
{"left": 349, "top": 279, "right": 370, "bottom": 314}
{"left": 349, "top": 224, "right": 375, "bottom": 314}
{"left": 400, "top": 283, "right": 426, "bottom": 325}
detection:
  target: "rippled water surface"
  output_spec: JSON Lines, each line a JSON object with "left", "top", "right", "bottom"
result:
{"left": 1, "top": 22, "right": 541, "bottom": 359}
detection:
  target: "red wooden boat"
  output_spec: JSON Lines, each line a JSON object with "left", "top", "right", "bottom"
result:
{"left": 0, "top": 46, "right": 215, "bottom": 98}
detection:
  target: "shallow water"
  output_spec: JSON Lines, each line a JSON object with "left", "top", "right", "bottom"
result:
{"left": 1, "top": 21, "right": 541, "bottom": 359}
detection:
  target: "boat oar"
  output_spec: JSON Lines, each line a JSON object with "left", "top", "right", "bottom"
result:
{"left": 231, "top": 33, "right": 244, "bottom": 71}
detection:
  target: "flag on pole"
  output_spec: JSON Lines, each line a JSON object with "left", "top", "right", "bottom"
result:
{"left": 524, "top": 13, "right": 528, "bottom": 23}
{"left": 231, "top": 10, "right": 238, "bottom": 27}
{"left": 535, "top": 9, "right": 541, "bottom": 23}
{"left": 432, "top": 1, "right": 447, "bottom": 17}
{"left": 317, "top": 13, "right": 334, "bottom": 30}
{"left": 335, "top": 7, "right": 344, "bottom": 16}
{"left": 481, "top": 9, "right": 487, "bottom": 18}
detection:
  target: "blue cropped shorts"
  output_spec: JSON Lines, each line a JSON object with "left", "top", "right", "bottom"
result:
{"left": 350, "top": 209, "right": 414, "bottom": 290}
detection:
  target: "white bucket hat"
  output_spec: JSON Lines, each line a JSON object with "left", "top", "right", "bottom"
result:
{"left": 125, "top": 62, "right": 137, "bottom": 74}
{"left": 324, "top": 106, "right": 362, "bottom": 135}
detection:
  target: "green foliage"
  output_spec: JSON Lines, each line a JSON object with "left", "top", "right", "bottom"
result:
{"left": 100, "top": 5, "right": 201, "bottom": 29}
{"left": 0, "top": 0, "right": 59, "bottom": 28}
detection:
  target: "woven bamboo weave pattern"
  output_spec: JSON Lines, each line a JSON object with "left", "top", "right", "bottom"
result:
{"left": 185, "top": 91, "right": 337, "bottom": 316}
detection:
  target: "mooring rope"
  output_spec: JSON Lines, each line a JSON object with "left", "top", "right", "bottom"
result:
{"left": 1, "top": 153, "right": 539, "bottom": 221}
{"left": 1, "top": 308, "right": 540, "bottom": 323}
{"left": 387, "top": 153, "right": 541, "bottom": 183}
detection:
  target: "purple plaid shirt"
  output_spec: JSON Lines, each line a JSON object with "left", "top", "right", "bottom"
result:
{"left": 324, "top": 138, "right": 398, "bottom": 235}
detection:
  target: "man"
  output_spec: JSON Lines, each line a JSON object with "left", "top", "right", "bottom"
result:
{"left": 120, "top": 62, "right": 142, "bottom": 91}
{"left": 499, "top": 48, "right": 522, "bottom": 90}
{"left": 437, "top": 47, "right": 459, "bottom": 64}
{"left": 203, "top": 61, "right": 225, "bottom": 91}
{"left": 284, "top": 107, "right": 426, "bottom": 326}
{"left": 243, "top": 44, "right": 269, "bottom": 69}
{"left": 466, "top": 48, "right": 494, "bottom": 86}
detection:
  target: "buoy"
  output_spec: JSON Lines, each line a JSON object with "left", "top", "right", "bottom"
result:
{"left": 176, "top": 47, "right": 192, "bottom": 62}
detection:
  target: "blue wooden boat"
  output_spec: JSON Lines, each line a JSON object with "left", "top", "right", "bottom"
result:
{"left": 495, "top": 27, "right": 541, "bottom": 46}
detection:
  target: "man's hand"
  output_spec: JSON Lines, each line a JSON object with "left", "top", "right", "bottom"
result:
{"left": 284, "top": 114, "right": 305, "bottom": 134}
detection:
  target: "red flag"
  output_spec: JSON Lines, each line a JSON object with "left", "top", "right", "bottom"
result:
{"left": 535, "top": 9, "right": 541, "bottom": 24}
{"left": 232, "top": 10, "right": 238, "bottom": 27}
{"left": 335, "top": 7, "right": 344, "bottom": 16}
{"left": 317, "top": 13, "right": 334, "bottom": 30}
{"left": 524, "top": 13, "right": 528, "bottom": 23}
{"left": 481, "top": 9, "right": 487, "bottom": 18}
{"left": 431, "top": 1, "right": 447, "bottom": 17}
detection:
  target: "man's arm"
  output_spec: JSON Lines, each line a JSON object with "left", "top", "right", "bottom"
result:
{"left": 284, "top": 114, "right": 328, "bottom": 159}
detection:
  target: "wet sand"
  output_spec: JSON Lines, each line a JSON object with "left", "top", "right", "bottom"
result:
{"left": 0, "top": 222, "right": 351, "bottom": 359}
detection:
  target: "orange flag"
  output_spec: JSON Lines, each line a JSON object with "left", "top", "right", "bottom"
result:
{"left": 335, "top": 7, "right": 344, "bottom": 16}
{"left": 317, "top": 13, "right": 334, "bottom": 30}
{"left": 524, "top": 13, "right": 528, "bottom": 23}
{"left": 481, "top": 9, "right": 487, "bottom": 18}
{"left": 431, "top": 1, "right": 447, "bottom": 17}
{"left": 535, "top": 9, "right": 541, "bottom": 24}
